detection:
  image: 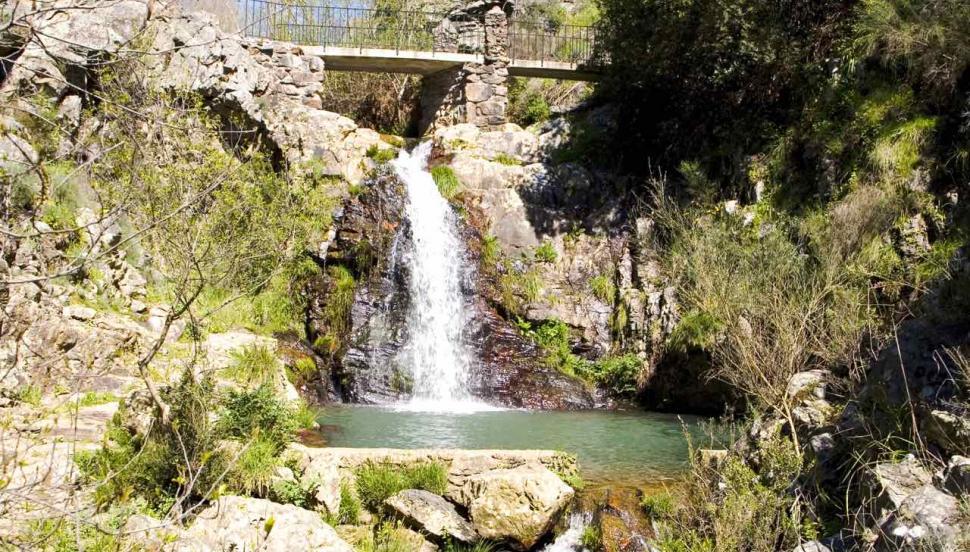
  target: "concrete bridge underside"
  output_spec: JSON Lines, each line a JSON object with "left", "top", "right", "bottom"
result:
{"left": 307, "top": 46, "right": 602, "bottom": 82}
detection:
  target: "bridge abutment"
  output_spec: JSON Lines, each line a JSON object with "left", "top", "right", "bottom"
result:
{"left": 419, "top": 1, "right": 511, "bottom": 134}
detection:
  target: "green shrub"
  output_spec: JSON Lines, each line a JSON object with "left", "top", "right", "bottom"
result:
{"left": 353, "top": 461, "right": 447, "bottom": 511}
{"left": 225, "top": 345, "right": 279, "bottom": 385}
{"left": 77, "top": 372, "right": 221, "bottom": 511}
{"left": 366, "top": 144, "right": 397, "bottom": 164}
{"left": 431, "top": 165, "right": 461, "bottom": 200}
{"left": 534, "top": 241, "right": 558, "bottom": 263}
{"left": 218, "top": 384, "right": 299, "bottom": 451}
{"left": 225, "top": 434, "right": 280, "bottom": 496}
{"left": 666, "top": 310, "right": 722, "bottom": 352}
{"left": 587, "top": 354, "right": 641, "bottom": 397}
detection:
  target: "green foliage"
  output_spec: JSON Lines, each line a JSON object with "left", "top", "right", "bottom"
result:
{"left": 666, "top": 310, "right": 722, "bottom": 353}
{"left": 854, "top": 0, "right": 970, "bottom": 96}
{"left": 366, "top": 144, "right": 398, "bottom": 164}
{"left": 431, "top": 165, "right": 461, "bottom": 200}
{"left": 580, "top": 525, "right": 602, "bottom": 551}
{"left": 653, "top": 434, "right": 804, "bottom": 552}
{"left": 77, "top": 372, "right": 221, "bottom": 511}
{"left": 15, "top": 384, "right": 42, "bottom": 407}
{"left": 225, "top": 434, "right": 281, "bottom": 496}
{"left": 353, "top": 461, "right": 447, "bottom": 511}
{"left": 225, "top": 345, "right": 279, "bottom": 385}
{"left": 286, "top": 356, "right": 318, "bottom": 387}
{"left": 337, "top": 480, "right": 362, "bottom": 524}
{"left": 641, "top": 492, "right": 675, "bottom": 519}
{"left": 589, "top": 274, "right": 615, "bottom": 304}
{"left": 481, "top": 235, "right": 501, "bottom": 268}
{"left": 316, "top": 265, "right": 356, "bottom": 356}
{"left": 534, "top": 240, "right": 558, "bottom": 263}
{"left": 218, "top": 384, "right": 301, "bottom": 452}
{"left": 78, "top": 391, "right": 119, "bottom": 407}
{"left": 493, "top": 153, "right": 522, "bottom": 166}
{"left": 586, "top": 354, "right": 641, "bottom": 397}
{"left": 20, "top": 516, "right": 121, "bottom": 551}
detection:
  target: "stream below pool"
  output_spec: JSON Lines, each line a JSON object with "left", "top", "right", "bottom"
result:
{"left": 316, "top": 405, "right": 719, "bottom": 487}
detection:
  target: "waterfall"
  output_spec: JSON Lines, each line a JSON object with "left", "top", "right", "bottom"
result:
{"left": 541, "top": 513, "right": 592, "bottom": 551}
{"left": 391, "top": 142, "right": 490, "bottom": 412}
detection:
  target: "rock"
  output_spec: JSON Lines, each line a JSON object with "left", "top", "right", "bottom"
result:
{"left": 453, "top": 463, "right": 573, "bottom": 550}
{"left": 62, "top": 305, "right": 97, "bottom": 321}
{"left": 943, "top": 455, "right": 970, "bottom": 495}
{"left": 385, "top": 489, "right": 479, "bottom": 544}
{"left": 871, "top": 455, "right": 933, "bottom": 508}
{"left": 787, "top": 370, "right": 830, "bottom": 401}
{"left": 0, "top": 132, "right": 39, "bottom": 178}
{"left": 172, "top": 496, "right": 354, "bottom": 551}
{"left": 119, "top": 388, "right": 159, "bottom": 438}
{"left": 923, "top": 409, "right": 970, "bottom": 456}
{"left": 880, "top": 485, "right": 963, "bottom": 551}
{"left": 130, "top": 300, "right": 147, "bottom": 313}
{"left": 866, "top": 455, "right": 967, "bottom": 550}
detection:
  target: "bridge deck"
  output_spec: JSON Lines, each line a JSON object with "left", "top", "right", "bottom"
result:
{"left": 301, "top": 46, "right": 601, "bottom": 81}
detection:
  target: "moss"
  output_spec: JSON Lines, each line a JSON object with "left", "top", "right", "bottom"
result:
{"left": 666, "top": 310, "right": 722, "bottom": 352}
{"left": 580, "top": 525, "right": 602, "bottom": 551}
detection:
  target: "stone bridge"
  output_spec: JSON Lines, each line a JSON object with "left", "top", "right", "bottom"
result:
{"left": 238, "top": 0, "right": 602, "bottom": 131}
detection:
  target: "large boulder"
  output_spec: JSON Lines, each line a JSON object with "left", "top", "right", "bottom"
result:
{"left": 867, "top": 456, "right": 966, "bottom": 551}
{"left": 451, "top": 463, "right": 574, "bottom": 550}
{"left": 172, "top": 496, "right": 354, "bottom": 552}
{"left": 385, "top": 489, "right": 479, "bottom": 544}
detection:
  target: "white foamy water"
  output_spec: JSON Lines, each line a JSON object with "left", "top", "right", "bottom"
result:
{"left": 542, "top": 512, "right": 592, "bottom": 551}
{"left": 391, "top": 142, "right": 495, "bottom": 413}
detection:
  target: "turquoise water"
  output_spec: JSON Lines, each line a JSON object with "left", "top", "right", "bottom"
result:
{"left": 316, "top": 405, "right": 719, "bottom": 486}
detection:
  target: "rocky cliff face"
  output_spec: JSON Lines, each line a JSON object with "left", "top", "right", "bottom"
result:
{"left": 306, "top": 168, "right": 596, "bottom": 409}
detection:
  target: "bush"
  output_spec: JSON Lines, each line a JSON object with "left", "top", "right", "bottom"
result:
{"left": 641, "top": 492, "right": 675, "bottom": 519}
{"left": 225, "top": 434, "right": 280, "bottom": 496}
{"left": 652, "top": 434, "right": 805, "bottom": 552}
{"left": 587, "top": 354, "right": 641, "bottom": 397}
{"left": 218, "top": 384, "right": 300, "bottom": 451}
{"left": 353, "top": 461, "right": 448, "bottom": 511}
{"left": 431, "top": 165, "right": 461, "bottom": 200}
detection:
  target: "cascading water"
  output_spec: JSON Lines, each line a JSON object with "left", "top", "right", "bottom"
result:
{"left": 391, "top": 142, "right": 490, "bottom": 412}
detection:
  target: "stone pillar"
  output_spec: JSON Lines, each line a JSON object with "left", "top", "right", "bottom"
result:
{"left": 464, "top": 5, "right": 509, "bottom": 127}
{"left": 420, "top": 1, "right": 510, "bottom": 134}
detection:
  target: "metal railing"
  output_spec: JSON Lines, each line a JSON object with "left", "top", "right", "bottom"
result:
{"left": 508, "top": 17, "right": 597, "bottom": 66}
{"left": 239, "top": 0, "right": 467, "bottom": 53}
{"left": 237, "top": 0, "right": 599, "bottom": 66}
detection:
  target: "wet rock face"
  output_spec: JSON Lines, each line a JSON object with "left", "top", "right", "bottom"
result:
{"left": 307, "top": 170, "right": 594, "bottom": 409}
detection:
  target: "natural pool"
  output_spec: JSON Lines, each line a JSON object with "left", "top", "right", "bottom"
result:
{"left": 316, "top": 405, "right": 721, "bottom": 487}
